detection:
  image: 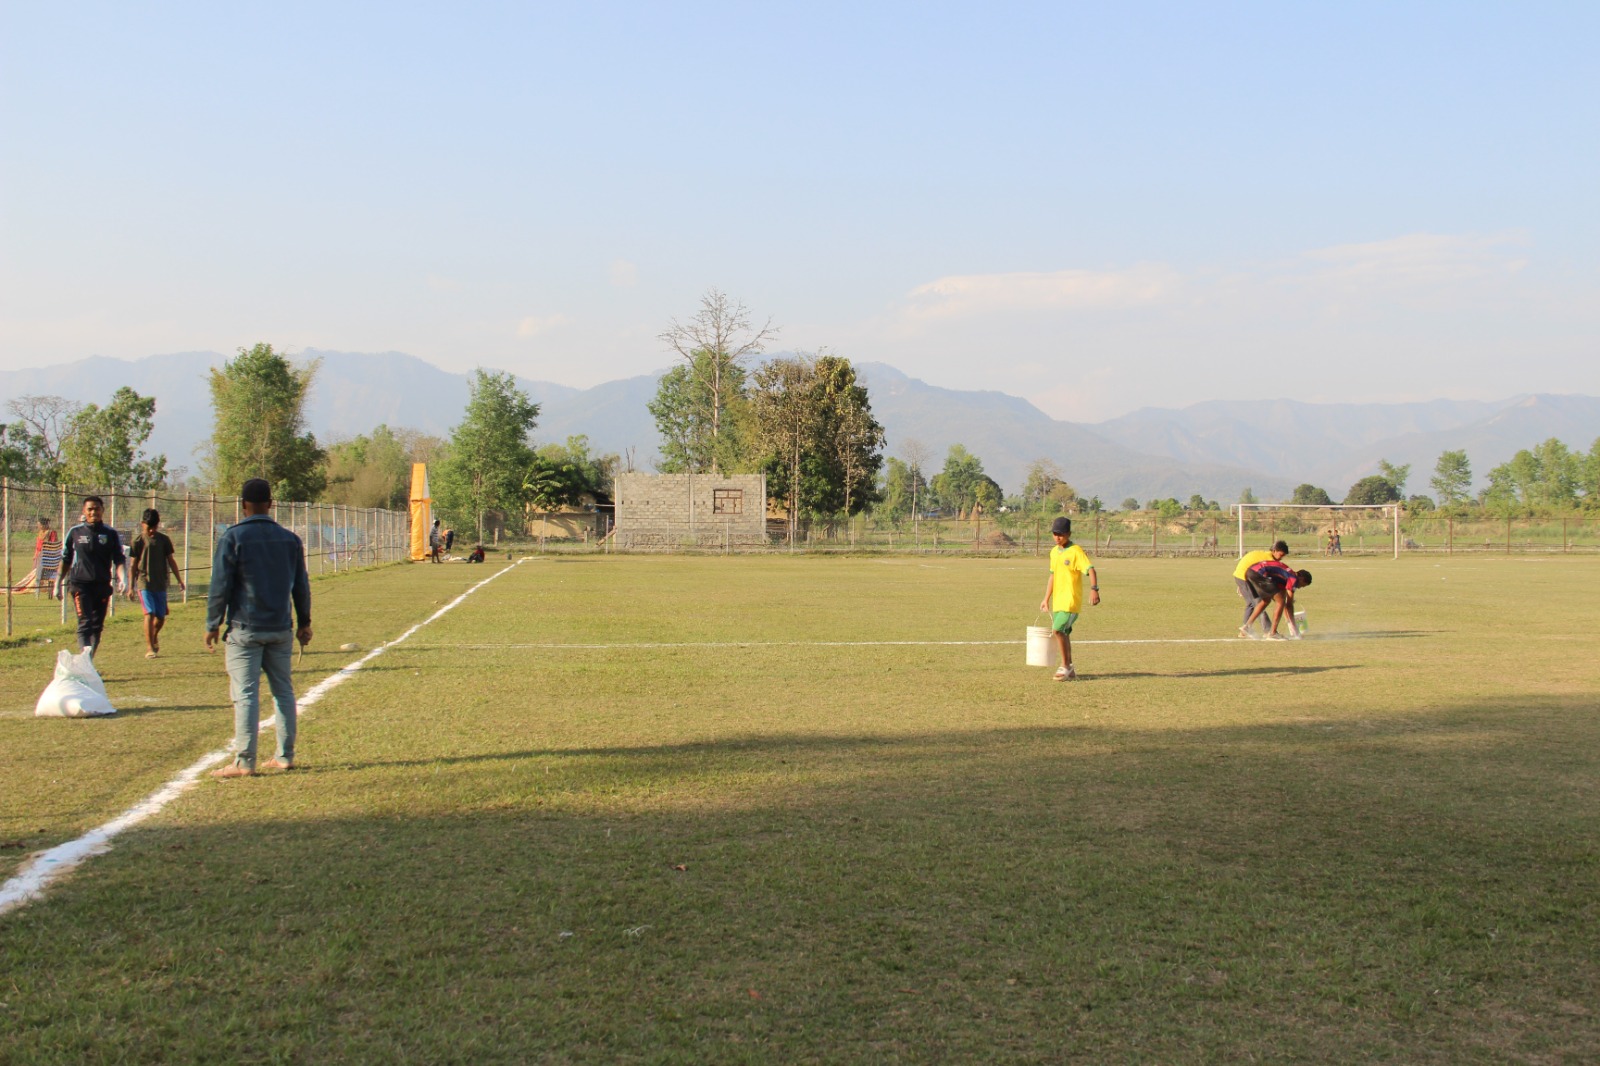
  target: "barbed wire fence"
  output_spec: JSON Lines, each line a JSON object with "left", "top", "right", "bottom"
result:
{"left": 3, "top": 479, "right": 410, "bottom": 638}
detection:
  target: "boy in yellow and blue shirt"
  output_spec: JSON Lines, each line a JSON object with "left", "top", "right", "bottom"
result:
{"left": 1038, "top": 516, "right": 1100, "bottom": 681}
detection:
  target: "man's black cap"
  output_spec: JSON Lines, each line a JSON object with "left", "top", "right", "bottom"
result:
{"left": 1051, "top": 517, "right": 1072, "bottom": 536}
{"left": 1272, "top": 540, "right": 1290, "bottom": 553}
{"left": 241, "top": 478, "right": 272, "bottom": 504}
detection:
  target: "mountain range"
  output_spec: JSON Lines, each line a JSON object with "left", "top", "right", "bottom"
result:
{"left": 3, "top": 350, "right": 1597, "bottom": 505}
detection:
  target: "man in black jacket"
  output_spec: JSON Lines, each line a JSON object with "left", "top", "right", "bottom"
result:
{"left": 55, "top": 495, "right": 127, "bottom": 657}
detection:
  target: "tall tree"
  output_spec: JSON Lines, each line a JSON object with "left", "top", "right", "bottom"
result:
{"left": 649, "top": 350, "right": 751, "bottom": 473}
{"left": 322, "top": 425, "right": 440, "bottom": 509}
{"left": 899, "top": 437, "right": 932, "bottom": 527}
{"left": 1291, "top": 484, "right": 1334, "bottom": 505}
{"left": 1430, "top": 449, "right": 1473, "bottom": 507}
{"left": 1022, "top": 459, "right": 1068, "bottom": 514}
{"left": 749, "top": 354, "right": 821, "bottom": 542}
{"left": 60, "top": 387, "right": 168, "bottom": 489}
{"left": 1377, "top": 458, "right": 1411, "bottom": 497}
{"left": 435, "top": 370, "right": 540, "bottom": 541}
{"left": 658, "top": 290, "right": 777, "bottom": 472}
{"left": 203, "top": 343, "right": 325, "bottom": 499}
{"left": 814, "top": 355, "right": 885, "bottom": 521}
{"left": 931, "top": 445, "right": 1001, "bottom": 516}
{"left": 1344, "top": 475, "right": 1401, "bottom": 505}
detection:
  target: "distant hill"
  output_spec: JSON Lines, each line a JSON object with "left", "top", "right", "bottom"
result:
{"left": 852, "top": 364, "right": 1294, "bottom": 504}
{"left": 1092, "top": 394, "right": 1600, "bottom": 497}
{"left": 3, "top": 350, "right": 1596, "bottom": 503}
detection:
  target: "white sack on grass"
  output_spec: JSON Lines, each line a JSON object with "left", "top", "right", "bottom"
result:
{"left": 35, "top": 649, "right": 116, "bottom": 718}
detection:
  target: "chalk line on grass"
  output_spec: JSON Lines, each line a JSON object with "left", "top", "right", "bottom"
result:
{"left": 401, "top": 637, "right": 1258, "bottom": 650}
{"left": 0, "top": 560, "right": 528, "bottom": 919}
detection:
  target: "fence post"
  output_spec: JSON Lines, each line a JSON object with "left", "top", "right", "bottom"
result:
{"left": 1506, "top": 515, "right": 1512, "bottom": 555}
{"left": 1563, "top": 514, "right": 1568, "bottom": 553}
{"left": 59, "top": 485, "right": 68, "bottom": 625}
{"left": 108, "top": 489, "right": 116, "bottom": 620}
{"left": 1447, "top": 514, "right": 1453, "bottom": 555}
{"left": 183, "top": 493, "right": 191, "bottom": 604}
{"left": 5, "top": 477, "right": 12, "bottom": 637}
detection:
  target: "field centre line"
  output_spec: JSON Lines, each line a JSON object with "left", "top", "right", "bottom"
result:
{"left": 0, "top": 559, "right": 530, "bottom": 919}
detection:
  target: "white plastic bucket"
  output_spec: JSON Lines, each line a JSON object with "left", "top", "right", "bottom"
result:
{"left": 1294, "top": 610, "right": 1308, "bottom": 634}
{"left": 1026, "top": 625, "right": 1059, "bottom": 667}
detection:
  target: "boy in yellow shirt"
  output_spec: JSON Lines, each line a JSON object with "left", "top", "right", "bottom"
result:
{"left": 1232, "top": 539, "right": 1289, "bottom": 638}
{"left": 1038, "top": 516, "right": 1101, "bottom": 681}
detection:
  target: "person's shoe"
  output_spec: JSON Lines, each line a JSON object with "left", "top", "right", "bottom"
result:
{"left": 145, "top": 651, "right": 157, "bottom": 659}
{"left": 263, "top": 758, "right": 295, "bottom": 771}
{"left": 1065, "top": 665, "right": 1078, "bottom": 681}
{"left": 1266, "top": 632, "right": 1287, "bottom": 640}
{"left": 211, "top": 765, "right": 255, "bottom": 779}
{"left": 1238, "top": 626, "right": 1259, "bottom": 640}
{"left": 1053, "top": 666, "right": 1069, "bottom": 682}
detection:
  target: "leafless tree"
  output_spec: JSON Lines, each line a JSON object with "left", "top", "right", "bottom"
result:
{"left": 900, "top": 437, "right": 932, "bottom": 545}
{"left": 5, "top": 395, "right": 81, "bottom": 473}
{"left": 658, "top": 289, "right": 777, "bottom": 472}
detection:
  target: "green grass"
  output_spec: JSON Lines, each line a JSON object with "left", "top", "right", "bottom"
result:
{"left": 1, "top": 554, "right": 1597, "bottom": 1063}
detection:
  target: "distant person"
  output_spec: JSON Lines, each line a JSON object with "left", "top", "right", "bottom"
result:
{"left": 1037, "top": 516, "right": 1101, "bottom": 681}
{"left": 443, "top": 527, "right": 455, "bottom": 554}
{"left": 429, "top": 519, "right": 443, "bottom": 563}
{"left": 128, "top": 508, "right": 186, "bottom": 658}
{"left": 1331, "top": 531, "right": 1342, "bottom": 555}
{"left": 1242, "top": 561, "right": 1312, "bottom": 639}
{"left": 55, "top": 495, "right": 126, "bottom": 658}
{"left": 206, "top": 479, "right": 312, "bottom": 779}
{"left": 467, "top": 544, "right": 485, "bottom": 563}
{"left": 1232, "top": 539, "right": 1289, "bottom": 638}
{"left": 32, "top": 516, "right": 60, "bottom": 595}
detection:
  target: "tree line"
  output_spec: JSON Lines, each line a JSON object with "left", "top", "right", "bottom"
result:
{"left": 7, "top": 315, "right": 1597, "bottom": 536}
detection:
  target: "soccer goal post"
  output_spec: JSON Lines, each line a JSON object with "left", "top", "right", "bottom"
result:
{"left": 1229, "top": 503, "right": 1403, "bottom": 560}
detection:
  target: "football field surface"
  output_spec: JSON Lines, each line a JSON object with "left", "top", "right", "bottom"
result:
{"left": 1, "top": 554, "right": 1596, "bottom": 1063}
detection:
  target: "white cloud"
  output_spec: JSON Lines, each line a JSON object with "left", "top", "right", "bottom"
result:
{"left": 1297, "top": 231, "right": 1530, "bottom": 288}
{"left": 900, "top": 263, "right": 1181, "bottom": 323}
{"left": 609, "top": 259, "right": 639, "bottom": 288}
{"left": 516, "top": 313, "right": 570, "bottom": 338}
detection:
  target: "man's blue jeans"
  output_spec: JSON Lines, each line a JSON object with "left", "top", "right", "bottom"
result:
{"left": 224, "top": 628, "right": 297, "bottom": 769}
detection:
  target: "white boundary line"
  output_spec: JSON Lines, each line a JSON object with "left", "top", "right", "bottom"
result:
{"left": 0, "top": 559, "right": 528, "bottom": 919}
{"left": 399, "top": 637, "right": 1256, "bottom": 649}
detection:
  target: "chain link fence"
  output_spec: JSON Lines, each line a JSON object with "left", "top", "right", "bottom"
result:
{"left": 3, "top": 480, "right": 411, "bottom": 637}
{"left": 590, "top": 507, "right": 1600, "bottom": 557}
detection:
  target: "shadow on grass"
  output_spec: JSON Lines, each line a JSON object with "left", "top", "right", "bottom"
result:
{"left": 4, "top": 698, "right": 1596, "bottom": 1065}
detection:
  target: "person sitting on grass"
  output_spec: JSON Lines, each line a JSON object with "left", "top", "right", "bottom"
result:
{"left": 1241, "top": 562, "right": 1311, "bottom": 639}
{"left": 467, "top": 544, "right": 486, "bottom": 563}
{"left": 1037, "top": 516, "right": 1100, "bottom": 681}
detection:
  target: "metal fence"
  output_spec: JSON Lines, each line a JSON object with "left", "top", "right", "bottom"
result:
{"left": 593, "top": 508, "right": 1600, "bottom": 557}
{"left": 2, "top": 480, "right": 411, "bottom": 637}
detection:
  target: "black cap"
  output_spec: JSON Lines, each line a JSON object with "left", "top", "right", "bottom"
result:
{"left": 1051, "top": 517, "right": 1072, "bottom": 536}
{"left": 1272, "top": 540, "right": 1290, "bottom": 553}
{"left": 241, "top": 478, "right": 272, "bottom": 504}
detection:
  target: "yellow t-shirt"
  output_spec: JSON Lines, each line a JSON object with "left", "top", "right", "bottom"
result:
{"left": 1049, "top": 543, "right": 1094, "bottom": 613}
{"left": 1232, "top": 549, "right": 1276, "bottom": 581}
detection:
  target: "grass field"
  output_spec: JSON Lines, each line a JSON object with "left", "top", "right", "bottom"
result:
{"left": 2, "top": 553, "right": 1596, "bottom": 1063}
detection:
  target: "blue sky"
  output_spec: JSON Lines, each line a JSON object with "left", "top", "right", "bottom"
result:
{"left": 3, "top": 2, "right": 1596, "bottom": 421}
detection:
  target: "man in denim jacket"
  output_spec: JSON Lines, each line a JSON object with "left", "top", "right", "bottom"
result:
{"left": 206, "top": 478, "right": 313, "bottom": 778}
